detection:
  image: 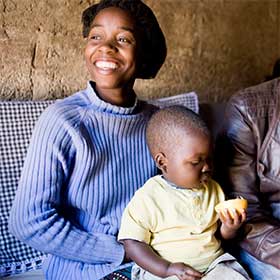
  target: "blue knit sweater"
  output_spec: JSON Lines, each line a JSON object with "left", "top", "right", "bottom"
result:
{"left": 9, "top": 82, "right": 157, "bottom": 280}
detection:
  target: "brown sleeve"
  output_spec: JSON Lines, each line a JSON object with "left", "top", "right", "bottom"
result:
{"left": 216, "top": 91, "right": 280, "bottom": 269}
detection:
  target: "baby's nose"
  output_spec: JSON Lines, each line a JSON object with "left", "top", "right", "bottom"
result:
{"left": 202, "top": 161, "right": 212, "bottom": 173}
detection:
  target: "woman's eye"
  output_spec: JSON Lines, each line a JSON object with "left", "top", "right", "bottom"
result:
{"left": 118, "top": 37, "right": 129, "bottom": 43}
{"left": 90, "top": 35, "right": 101, "bottom": 40}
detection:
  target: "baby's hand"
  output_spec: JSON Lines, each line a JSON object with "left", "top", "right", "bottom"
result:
{"left": 166, "top": 262, "right": 202, "bottom": 280}
{"left": 219, "top": 208, "right": 246, "bottom": 231}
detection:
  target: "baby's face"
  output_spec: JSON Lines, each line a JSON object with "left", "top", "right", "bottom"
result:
{"left": 163, "top": 133, "right": 212, "bottom": 189}
{"left": 84, "top": 7, "right": 138, "bottom": 93}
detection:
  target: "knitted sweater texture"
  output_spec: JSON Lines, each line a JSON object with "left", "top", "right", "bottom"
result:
{"left": 9, "top": 82, "right": 157, "bottom": 280}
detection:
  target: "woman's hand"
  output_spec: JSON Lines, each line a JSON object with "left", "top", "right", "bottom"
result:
{"left": 166, "top": 262, "right": 202, "bottom": 280}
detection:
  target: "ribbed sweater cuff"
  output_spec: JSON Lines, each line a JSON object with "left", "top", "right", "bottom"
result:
{"left": 95, "top": 237, "right": 125, "bottom": 265}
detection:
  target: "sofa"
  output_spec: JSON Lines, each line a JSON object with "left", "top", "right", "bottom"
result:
{"left": 0, "top": 93, "right": 225, "bottom": 279}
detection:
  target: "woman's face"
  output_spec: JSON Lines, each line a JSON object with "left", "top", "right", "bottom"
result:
{"left": 85, "top": 7, "right": 138, "bottom": 94}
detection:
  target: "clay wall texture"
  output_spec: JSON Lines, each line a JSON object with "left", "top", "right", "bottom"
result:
{"left": 1, "top": 0, "right": 280, "bottom": 102}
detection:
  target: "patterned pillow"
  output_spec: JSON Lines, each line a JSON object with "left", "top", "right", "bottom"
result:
{"left": 0, "top": 101, "right": 53, "bottom": 277}
{"left": 147, "top": 91, "right": 199, "bottom": 113}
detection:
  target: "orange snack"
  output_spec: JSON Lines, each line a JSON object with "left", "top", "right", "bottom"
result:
{"left": 215, "top": 198, "right": 248, "bottom": 218}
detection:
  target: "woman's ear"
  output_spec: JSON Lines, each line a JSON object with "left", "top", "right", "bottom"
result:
{"left": 155, "top": 152, "right": 168, "bottom": 173}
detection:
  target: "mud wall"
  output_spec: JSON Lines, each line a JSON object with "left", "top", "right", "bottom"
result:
{"left": 1, "top": 0, "right": 280, "bottom": 102}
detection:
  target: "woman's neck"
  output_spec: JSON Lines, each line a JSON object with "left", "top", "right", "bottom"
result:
{"left": 94, "top": 84, "right": 136, "bottom": 108}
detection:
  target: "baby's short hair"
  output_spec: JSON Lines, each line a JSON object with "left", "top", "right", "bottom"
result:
{"left": 81, "top": 0, "right": 167, "bottom": 79}
{"left": 146, "top": 105, "right": 210, "bottom": 157}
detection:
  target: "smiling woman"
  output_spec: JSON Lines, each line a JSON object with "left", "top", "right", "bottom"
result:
{"left": 82, "top": 0, "right": 166, "bottom": 80}
{"left": 8, "top": 1, "right": 166, "bottom": 280}
{"left": 84, "top": 7, "right": 138, "bottom": 106}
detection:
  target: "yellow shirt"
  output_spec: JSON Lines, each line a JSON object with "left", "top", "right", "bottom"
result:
{"left": 118, "top": 175, "right": 225, "bottom": 272}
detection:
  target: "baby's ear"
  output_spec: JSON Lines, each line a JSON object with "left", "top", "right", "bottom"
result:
{"left": 155, "top": 152, "right": 168, "bottom": 173}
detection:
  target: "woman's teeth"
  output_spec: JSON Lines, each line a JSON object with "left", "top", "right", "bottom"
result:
{"left": 96, "top": 61, "right": 117, "bottom": 70}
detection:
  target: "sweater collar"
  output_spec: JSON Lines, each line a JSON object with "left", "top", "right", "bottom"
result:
{"left": 86, "top": 81, "right": 139, "bottom": 115}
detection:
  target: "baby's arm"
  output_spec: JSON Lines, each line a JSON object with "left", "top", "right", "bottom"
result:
{"left": 218, "top": 209, "right": 246, "bottom": 239}
{"left": 122, "top": 239, "right": 202, "bottom": 280}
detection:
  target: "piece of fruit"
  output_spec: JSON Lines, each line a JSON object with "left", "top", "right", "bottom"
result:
{"left": 215, "top": 198, "right": 248, "bottom": 218}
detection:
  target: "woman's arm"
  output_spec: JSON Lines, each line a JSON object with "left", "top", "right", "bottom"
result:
{"left": 122, "top": 239, "right": 202, "bottom": 280}
{"left": 9, "top": 104, "right": 124, "bottom": 265}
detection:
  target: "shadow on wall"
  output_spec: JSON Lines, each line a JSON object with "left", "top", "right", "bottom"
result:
{"left": 265, "top": 58, "right": 280, "bottom": 81}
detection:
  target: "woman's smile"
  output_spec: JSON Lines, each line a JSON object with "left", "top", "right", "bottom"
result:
{"left": 95, "top": 60, "right": 118, "bottom": 71}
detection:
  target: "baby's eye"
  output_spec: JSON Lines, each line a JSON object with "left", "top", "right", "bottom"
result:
{"left": 190, "top": 159, "right": 204, "bottom": 166}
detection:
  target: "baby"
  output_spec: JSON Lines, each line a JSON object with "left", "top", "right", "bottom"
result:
{"left": 118, "top": 106, "right": 250, "bottom": 280}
